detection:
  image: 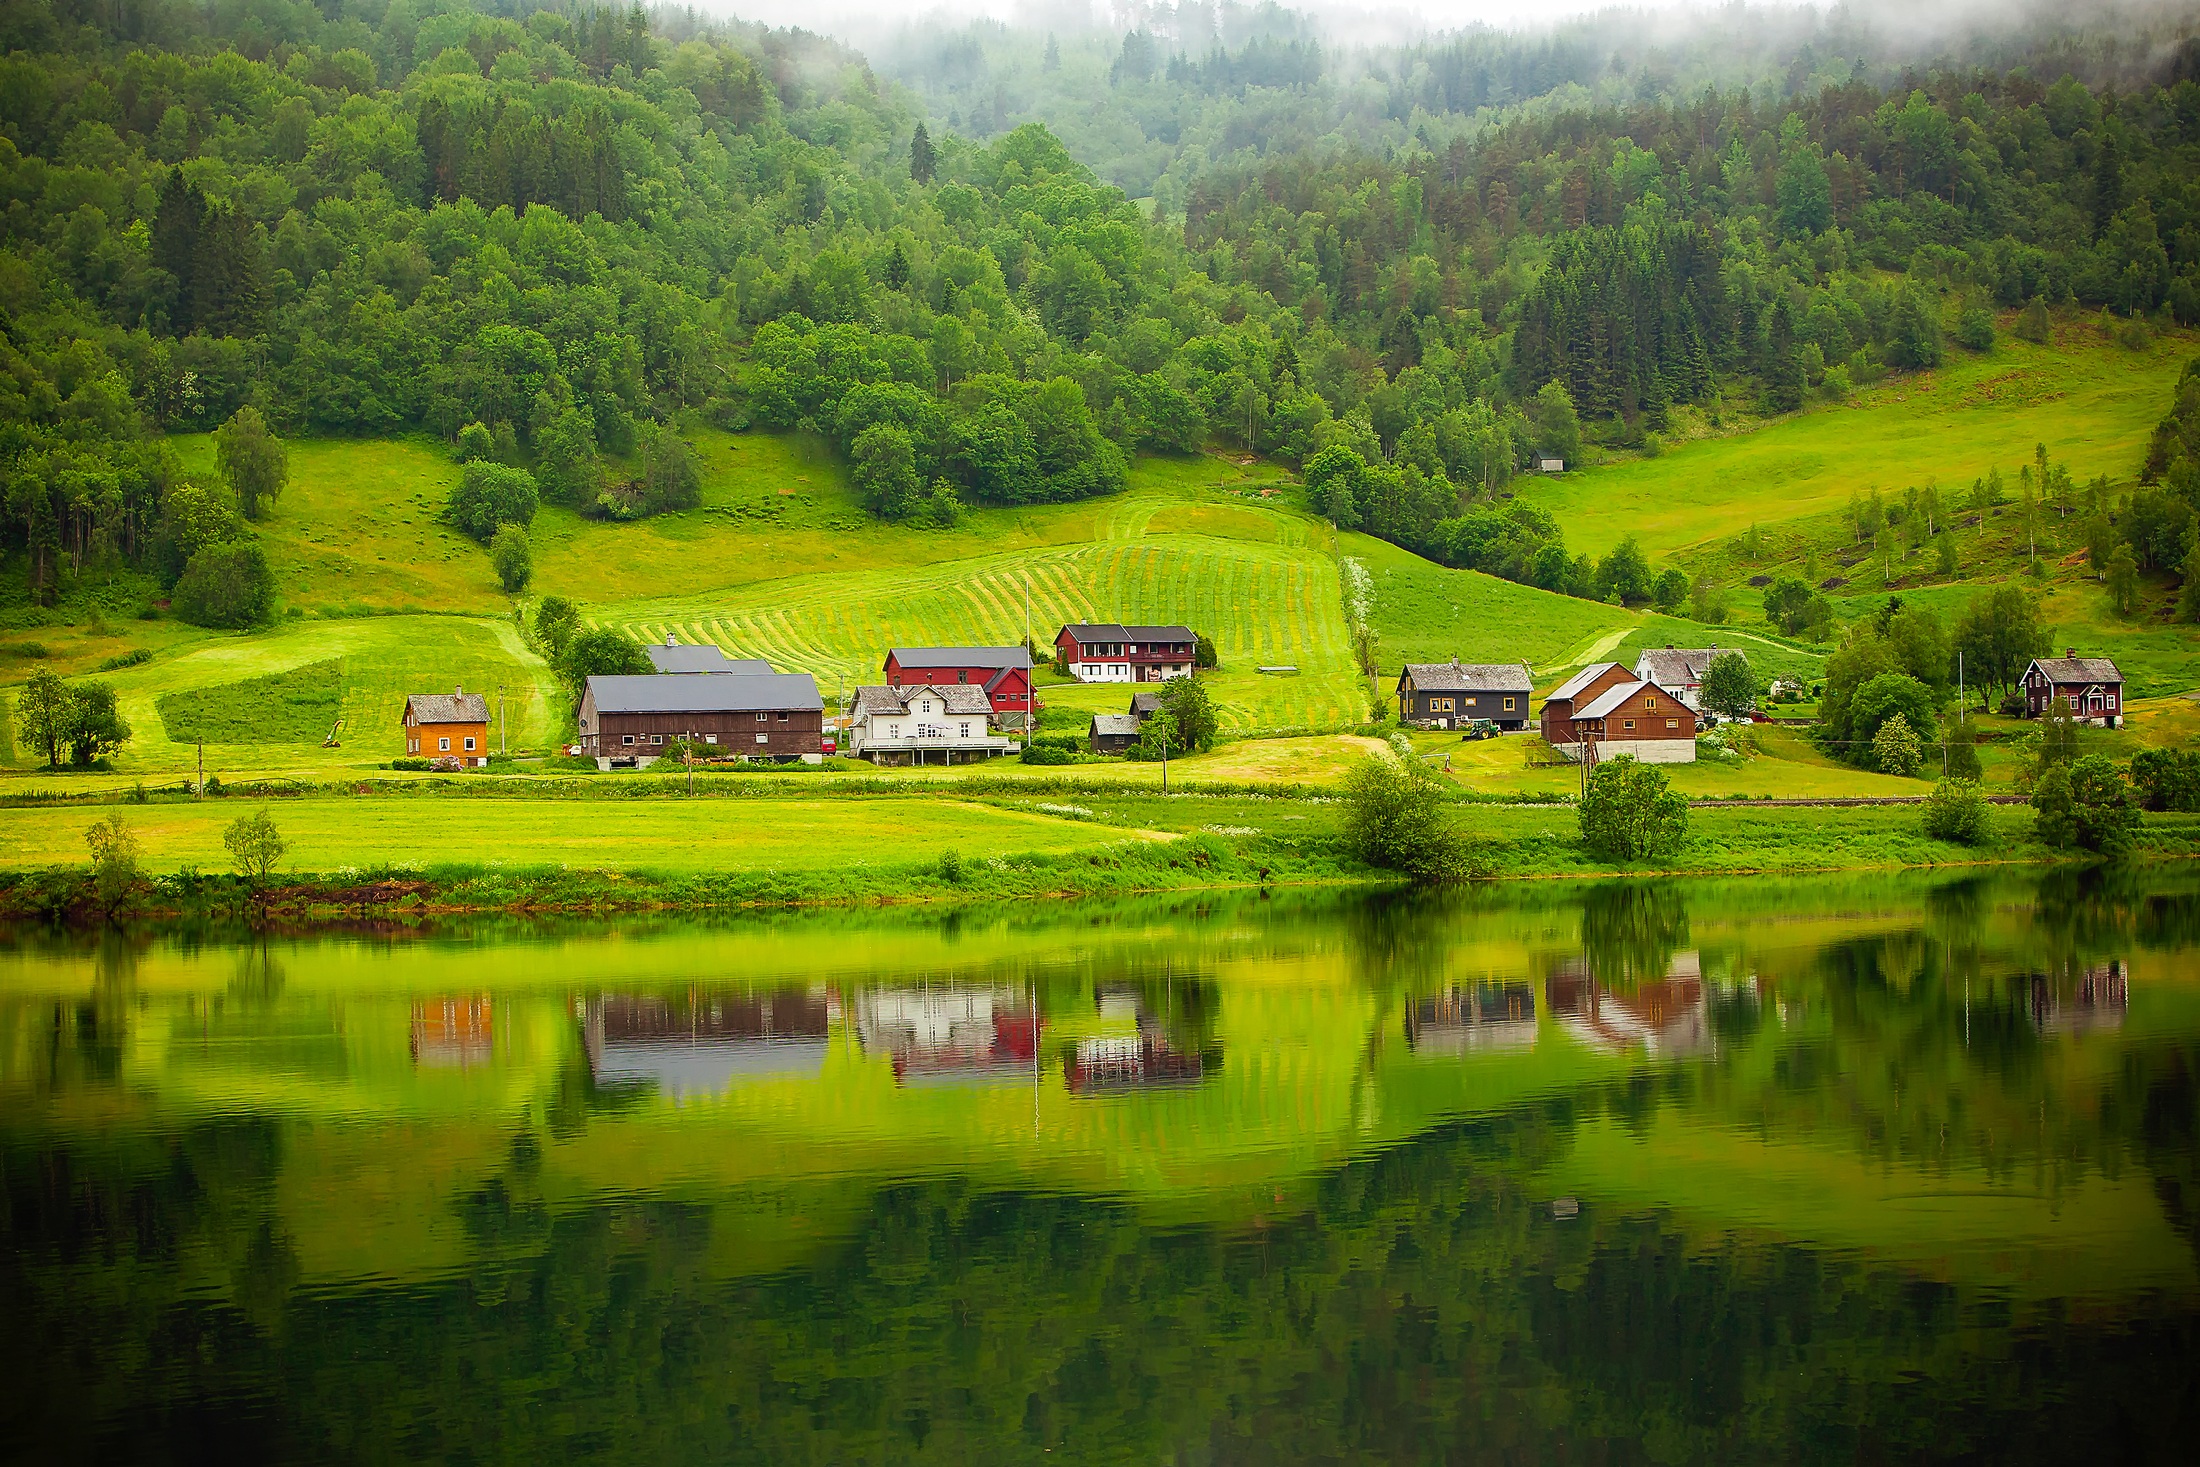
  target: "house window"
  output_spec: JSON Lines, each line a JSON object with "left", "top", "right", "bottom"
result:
{"left": 1623, "top": 720, "right": 1635, "bottom": 731}
{"left": 704, "top": 734, "right": 718, "bottom": 745}
{"left": 959, "top": 723, "right": 970, "bottom": 737}
{"left": 2069, "top": 695, "right": 2081, "bottom": 710}
{"left": 957, "top": 670, "right": 968, "bottom": 683}
{"left": 1645, "top": 697, "right": 1657, "bottom": 711}
{"left": 757, "top": 712, "right": 768, "bottom": 722}
{"left": 622, "top": 735, "right": 634, "bottom": 746}
{"left": 651, "top": 734, "right": 663, "bottom": 745}
{"left": 777, "top": 712, "right": 789, "bottom": 722}
{"left": 1503, "top": 697, "right": 1516, "bottom": 712}
{"left": 464, "top": 737, "right": 476, "bottom": 751}
{"left": 2108, "top": 693, "right": 2118, "bottom": 708}
{"left": 1666, "top": 719, "right": 1678, "bottom": 730}
{"left": 438, "top": 737, "right": 450, "bottom": 751}
{"left": 755, "top": 733, "right": 768, "bottom": 744}
{"left": 1465, "top": 697, "right": 1478, "bottom": 707}
{"left": 1436, "top": 698, "right": 1454, "bottom": 713}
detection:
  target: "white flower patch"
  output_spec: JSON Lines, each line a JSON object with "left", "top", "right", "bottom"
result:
{"left": 1037, "top": 802, "right": 1094, "bottom": 818}
{"left": 1203, "top": 824, "right": 1258, "bottom": 837}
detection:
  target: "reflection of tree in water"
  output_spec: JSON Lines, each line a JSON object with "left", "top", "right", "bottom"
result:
{"left": 1578, "top": 881, "right": 1691, "bottom": 984}
{"left": 227, "top": 943, "right": 286, "bottom": 1007}
{"left": 6, "top": 1094, "right": 2197, "bottom": 1462}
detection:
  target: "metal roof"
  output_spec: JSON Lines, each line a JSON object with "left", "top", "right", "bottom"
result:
{"left": 888, "top": 646, "right": 1032, "bottom": 670}
{"left": 1060, "top": 623, "right": 1197, "bottom": 643}
{"left": 585, "top": 672, "right": 822, "bottom": 715}
{"left": 1575, "top": 680, "right": 1661, "bottom": 721}
{"left": 852, "top": 684, "right": 993, "bottom": 717}
{"left": 1546, "top": 661, "right": 1625, "bottom": 704}
{"left": 1634, "top": 647, "right": 1739, "bottom": 685}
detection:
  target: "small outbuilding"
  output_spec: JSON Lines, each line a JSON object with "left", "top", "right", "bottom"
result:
{"left": 1089, "top": 713, "right": 1143, "bottom": 754}
{"left": 2024, "top": 651, "right": 2126, "bottom": 728}
{"left": 1396, "top": 661, "right": 1534, "bottom": 730}
{"left": 1128, "top": 690, "right": 1162, "bottom": 722}
{"left": 403, "top": 687, "right": 491, "bottom": 767}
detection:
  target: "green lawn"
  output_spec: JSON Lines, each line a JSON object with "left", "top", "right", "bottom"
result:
{"left": 1512, "top": 320, "right": 2198, "bottom": 560}
{"left": 1341, "top": 532, "right": 1637, "bottom": 677}
{"left": 0, "top": 795, "right": 1154, "bottom": 874}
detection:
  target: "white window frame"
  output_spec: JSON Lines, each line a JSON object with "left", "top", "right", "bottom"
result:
{"left": 438, "top": 737, "right": 450, "bottom": 751}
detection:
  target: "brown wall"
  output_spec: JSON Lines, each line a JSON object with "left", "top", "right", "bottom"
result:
{"left": 594, "top": 708, "right": 822, "bottom": 758}
{"left": 1539, "top": 666, "right": 1634, "bottom": 745}
{"left": 1583, "top": 684, "right": 1694, "bottom": 742}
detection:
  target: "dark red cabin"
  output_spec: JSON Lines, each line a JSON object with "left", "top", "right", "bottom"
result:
{"left": 883, "top": 646, "right": 1033, "bottom": 723}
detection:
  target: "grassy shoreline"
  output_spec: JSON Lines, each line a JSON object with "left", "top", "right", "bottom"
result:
{"left": 4, "top": 798, "right": 2194, "bottom": 926}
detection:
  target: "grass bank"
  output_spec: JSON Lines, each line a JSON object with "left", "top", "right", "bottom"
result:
{"left": 4, "top": 794, "right": 2194, "bottom": 924}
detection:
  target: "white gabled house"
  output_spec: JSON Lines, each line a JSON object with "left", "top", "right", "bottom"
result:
{"left": 848, "top": 684, "right": 1018, "bottom": 765}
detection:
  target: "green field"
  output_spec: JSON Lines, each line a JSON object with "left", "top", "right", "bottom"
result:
{"left": 1513, "top": 320, "right": 2198, "bottom": 561}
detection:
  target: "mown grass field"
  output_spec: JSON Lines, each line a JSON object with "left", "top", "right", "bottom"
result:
{"left": 1513, "top": 320, "right": 2199, "bottom": 561}
{"left": 0, "top": 795, "right": 1158, "bottom": 873}
{"left": 2, "top": 616, "right": 559, "bottom": 773}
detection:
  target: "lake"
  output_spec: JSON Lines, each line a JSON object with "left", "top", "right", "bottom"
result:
{"left": 3, "top": 870, "right": 2197, "bottom": 1464}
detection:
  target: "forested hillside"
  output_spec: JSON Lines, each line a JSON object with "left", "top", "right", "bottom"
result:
{"left": 3, "top": 0, "right": 2200, "bottom": 625}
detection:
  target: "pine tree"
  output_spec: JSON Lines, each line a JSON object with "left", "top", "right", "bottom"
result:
{"left": 910, "top": 122, "right": 936, "bottom": 184}
{"left": 151, "top": 170, "right": 203, "bottom": 331}
{"left": 1765, "top": 297, "right": 1804, "bottom": 412}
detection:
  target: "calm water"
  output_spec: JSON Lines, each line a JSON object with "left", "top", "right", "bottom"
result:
{"left": 3, "top": 871, "right": 2198, "bottom": 1465}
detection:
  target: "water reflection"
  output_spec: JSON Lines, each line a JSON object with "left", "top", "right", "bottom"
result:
{"left": 585, "top": 989, "right": 831, "bottom": 1097}
{"left": 2, "top": 870, "right": 2197, "bottom": 1464}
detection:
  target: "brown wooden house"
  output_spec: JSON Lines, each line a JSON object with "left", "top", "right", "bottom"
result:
{"left": 1539, "top": 662, "right": 1636, "bottom": 755}
{"left": 402, "top": 688, "right": 491, "bottom": 767}
{"left": 1566, "top": 678, "right": 1698, "bottom": 765}
{"left": 577, "top": 672, "right": 824, "bottom": 766}
{"left": 2024, "top": 651, "right": 2125, "bottom": 728}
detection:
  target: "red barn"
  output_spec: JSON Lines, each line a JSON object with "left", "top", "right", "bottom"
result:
{"left": 883, "top": 646, "right": 1033, "bottom": 726}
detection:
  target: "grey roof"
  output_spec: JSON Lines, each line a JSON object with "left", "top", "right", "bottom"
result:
{"left": 2029, "top": 656, "right": 2123, "bottom": 685}
{"left": 585, "top": 672, "right": 821, "bottom": 715}
{"left": 853, "top": 684, "right": 993, "bottom": 718}
{"left": 1060, "top": 623, "right": 1197, "bottom": 643}
{"left": 404, "top": 692, "right": 489, "bottom": 724}
{"left": 888, "top": 646, "right": 1032, "bottom": 670}
{"left": 1635, "top": 647, "right": 1740, "bottom": 685}
{"left": 1090, "top": 714, "right": 1143, "bottom": 737}
{"left": 645, "top": 643, "right": 772, "bottom": 674}
{"left": 1400, "top": 661, "right": 1533, "bottom": 694}
{"left": 1128, "top": 691, "right": 1162, "bottom": 717}
{"left": 1575, "top": 679, "right": 1691, "bottom": 722}
{"left": 1547, "top": 661, "right": 1625, "bottom": 704}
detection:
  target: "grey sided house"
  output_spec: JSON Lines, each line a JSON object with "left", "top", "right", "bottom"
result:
{"left": 1632, "top": 646, "right": 1740, "bottom": 714}
{"left": 848, "top": 683, "right": 1017, "bottom": 765}
{"left": 1396, "top": 661, "right": 1534, "bottom": 730}
{"left": 578, "top": 671, "right": 824, "bottom": 767}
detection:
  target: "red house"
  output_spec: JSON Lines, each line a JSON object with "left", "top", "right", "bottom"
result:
{"left": 883, "top": 646, "right": 1033, "bottom": 726}
{"left": 1055, "top": 623, "right": 1197, "bottom": 684}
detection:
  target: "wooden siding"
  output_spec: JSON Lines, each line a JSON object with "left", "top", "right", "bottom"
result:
{"left": 405, "top": 717, "right": 489, "bottom": 763}
{"left": 1580, "top": 684, "right": 1695, "bottom": 744}
{"left": 1539, "top": 665, "right": 1635, "bottom": 746}
{"left": 582, "top": 703, "right": 823, "bottom": 758}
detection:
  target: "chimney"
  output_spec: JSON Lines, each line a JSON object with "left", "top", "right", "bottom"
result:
{"left": 666, "top": 632, "right": 679, "bottom": 647}
{"left": 454, "top": 684, "right": 463, "bottom": 697}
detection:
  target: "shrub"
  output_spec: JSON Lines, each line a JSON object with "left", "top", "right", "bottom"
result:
{"left": 1954, "top": 306, "right": 1996, "bottom": 352}
{"left": 172, "top": 540, "right": 276, "bottom": 628}
{"left": 97, "top": 648, "right": 151, "bottom": 671}
{"left": 455, "top": 421, "right": 495, "bottom": 462}
{"left": 83, "top": 812, "right": 140, "bottom": 909}
{"left": 491, "top": 524, "right": 533, "bottom": 592}
{"left": 533, "top": 595, "right": 580, "bottom": 658}
{"left": 1699, "top": 650, "right": 1758, "bottom": 719}
{"left": 223, "top": 809, "right": 288, "bottom": 882}
{"left": 2031, "top": 754, "right": 2140, "bottom": 854}
{"left": 937, "top": 847, "right": 964, "bottom": 883}
{"left": 1872, "top": 713, "right": 1925, "bottom": 777}
{"left": 1921, "top": 778, "right": 1991, "bottom": 845}
{"left": 2130, "top": 747, "right": 2200, "bottom": 812}
{"left": 448, "top": 462, "right": 539, "bottom": 542}
{"left": 554, "top": 627, "right": 651, "bottom": 701}
{"left": 1342, "top": 754, "right": 1475, "bottom": 882}
{"left": 1579, "top": 755, "right": 1689, "bottom": 862}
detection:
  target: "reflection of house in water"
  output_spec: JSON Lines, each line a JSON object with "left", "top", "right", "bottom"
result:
{"left": 853, "top": 985, "right": 1041, "bottom": 1086}
{"left": 411, "top": 995, "right": 493, "bottom": 1067}
{"left": 1066, "top": 984, "right": 1219, "bottom": 1093}
{"left": 1546, "top": 952, "right": 1709, "bottom": 1056}
{"left": 585, "top": 990, "right": 829, "bottom": 1098}
{"left": 2030, "top": 961, "right": 2128, "bottom": 1035}
{"left": 1406, "top": 982, "right": 1537, "bottom": 1053}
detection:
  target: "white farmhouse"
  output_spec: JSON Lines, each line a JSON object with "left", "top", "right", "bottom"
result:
{"left": 847, "top": 684, "right": 1017, "bottom": 766}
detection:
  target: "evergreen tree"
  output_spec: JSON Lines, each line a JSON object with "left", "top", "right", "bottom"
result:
{"left": 910, "top": 122, "right": 936, "bottom": 184}
{"left": 1764, "top": 297, "right": 1804, "bottom": 412}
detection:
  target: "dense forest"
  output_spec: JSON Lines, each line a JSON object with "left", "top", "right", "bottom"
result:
{"left": 3, "top": 0, "right": 2200, "bottom": 619}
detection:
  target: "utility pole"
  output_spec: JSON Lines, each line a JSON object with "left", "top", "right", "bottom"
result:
{"left": 499, "top": 686, "right": 507, "bottom": 754}
{"left": 196, "top": 739, "right": 204, "bottom": 800}
{"left": 1159, "top": 718, "right": 1170, "bottom": 796}
{"left": 687, "top": 727, "right": 695, "bottom": 795}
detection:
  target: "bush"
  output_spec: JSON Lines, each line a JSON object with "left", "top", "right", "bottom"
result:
{"left": 1921, "top": 778, "right": 1991, "bottom": 845}
{"left": 172, "top": 540, "right": 276, "bottom": 627}
{"left": 1872, "top": 713, "right": 1925, "bottom": 777}
{"left": 2031, "top": 754, "right": 2140, "bottom": 854}
{"left": 937, "top": 847, "right": 964, "bottom": 883}
{"left": 448, "top": 462, "right": 539, "bottom": 542}
{"left": 1020, "top": 743, "right": 1074, "bottom": 765}
{"left": 455, "top": 421, "right": 495, "bottom": 462}
{"left": 2131, "top": 747, "right": 2200, "bottom": 812}
{"left": 97, "top": 649, "right": 151, "bottom": 671}
{"left": 491, "top": 525, "right": 533, "bottom": 592}
{"left": 554, "top": 627, "right": 652, "bottom": 701}
{"left": 83, "top": 812, "right": 140, "bottom": 909}
{"left": 1954, "top": 306, "right": 1996, "bottom": 352}
{"left": 1578, "top": 755, "right": 1689, "bottom": 861}
{"left": 1342, "top": 754, "right": 1475, "bottom": 882}
{"left": 223, "top": 809, "right": 288, "bottom": 882}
